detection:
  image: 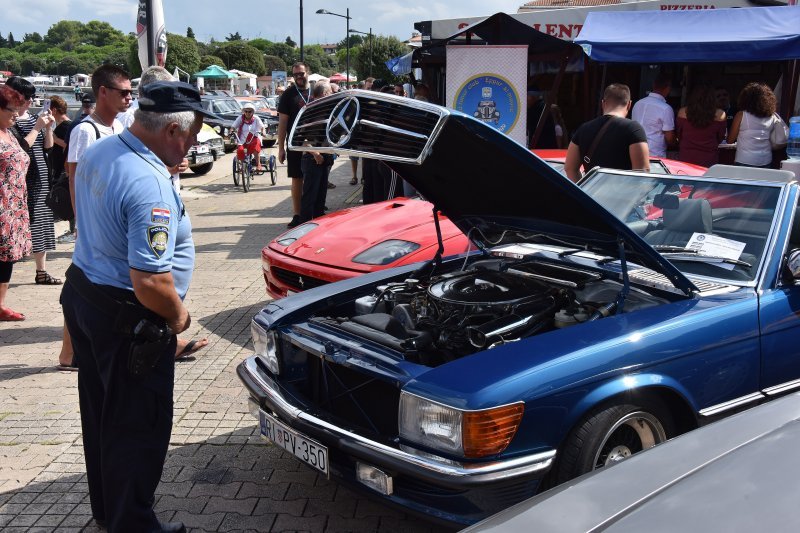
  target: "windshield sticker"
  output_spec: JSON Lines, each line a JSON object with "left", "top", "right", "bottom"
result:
{"left": 687, "top": 233, "right": 746, "bottom": 261}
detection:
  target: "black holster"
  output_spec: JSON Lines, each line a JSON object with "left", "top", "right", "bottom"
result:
{"left": 65, "top": 264, "right": 173, "bottom": 377}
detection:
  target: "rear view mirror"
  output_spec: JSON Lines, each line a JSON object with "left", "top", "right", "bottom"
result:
{"left": 653, "top": 194, "right": 679, "bottom": 210}
{"left": 786, "top": 250, "right": 800, "bottom": 281}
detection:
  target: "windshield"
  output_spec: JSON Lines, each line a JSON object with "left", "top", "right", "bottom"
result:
{"left": 212, "top": 99, "right": 241, "bottom": 114}
{"left": 581, "top": 171, "right": 782, "bottom": 282}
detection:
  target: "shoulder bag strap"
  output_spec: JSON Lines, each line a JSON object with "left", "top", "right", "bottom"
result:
{"left": 583, "top": 116, "right": 617, "bottom": 166}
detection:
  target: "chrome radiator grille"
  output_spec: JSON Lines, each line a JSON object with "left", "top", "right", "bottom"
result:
{"left": 288, "top": 90, "right": 449, "bottom": 164}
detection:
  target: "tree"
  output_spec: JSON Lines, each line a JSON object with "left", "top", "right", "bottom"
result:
{"left": 226, "top": 32, "right": 242, "bottom": 42}
{"left": 216, "top": 42, "right": 265, "bottom": 75}
{"left": 285, "top": 36, "right": 296, "bottom": 48}
{"left": 165, "top": 33, "right": 201, "bottom": 79}
{"left": 263, "top": 42, "right": 297, "bottom": 68}
{"left": 186, "top": 27, "right": 196, "bottom": 40}
{"left": 4, "top": 59, "right": 21, "bottom": 74}
{"left": 200, "top": 55, "right": 226, "bottom": 69}
{"left": 263, "top": 55, "right": 286, "bottom": 74}
{"left": 336, "top": 35, "right": 363, "bottom": 49}
{"left": 23, "top": 32, "right": 43, "bottom": 43}
{"left": 20, "top": 56, "right": 46, "bottom": 75}
{"left": 45, "top": 21, "right": 85, "bottom": 51}
{"left": 352, "top": 35, "right": 408, "bottom": 83}
{"left": 58, "top": 56, "right": 87, "bottom": 76}
{"left": 84, "top": 21, "right": 127, "bottom": 47}
{"left": 304, "top": 45, "right": 336, "bottom": 77}
{"left": 103, "top": 47, "right": 129, "bottom": 71}
{"left": 7, "top": 33, "right": 15, "bottom": 48}
{"left": 0, "top": 32, "right": 7, "bottom": 49}
{"left": 249, "top": 38, "right": 273, "bottom": 52}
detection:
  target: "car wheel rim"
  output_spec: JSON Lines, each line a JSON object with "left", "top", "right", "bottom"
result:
{"left": 593, "top": 411, "right": 666, "bottom": 469}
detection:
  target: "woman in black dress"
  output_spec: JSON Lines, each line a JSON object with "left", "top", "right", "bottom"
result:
{"left": 5, "top": 77, "right": 58, "bottom": 284}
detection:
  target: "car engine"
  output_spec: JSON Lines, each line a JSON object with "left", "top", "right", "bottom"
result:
{"left": 319, "top": 259, "right": 668, "bottom": 367}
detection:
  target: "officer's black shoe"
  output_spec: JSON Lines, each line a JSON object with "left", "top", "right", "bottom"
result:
{"left": 94, "top": 517, "right": 107, "bottom": 529}
{"left": 287, "top": 215, "right": 301, "bottom": 228}
{"left": 158, "top": 522, "right": 186, "bottom": 533}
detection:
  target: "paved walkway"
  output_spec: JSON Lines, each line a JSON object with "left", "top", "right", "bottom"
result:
{"left": 0, "top": 150, "right": 450, "bottom": 532}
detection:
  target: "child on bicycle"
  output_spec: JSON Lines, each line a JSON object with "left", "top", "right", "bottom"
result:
{"left": 233, "top": 103, "right": 266, "bottom": 172}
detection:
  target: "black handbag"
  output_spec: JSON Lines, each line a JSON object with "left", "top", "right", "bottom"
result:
{"left": 45, "top": 170, "right": 74, "bottom": 221}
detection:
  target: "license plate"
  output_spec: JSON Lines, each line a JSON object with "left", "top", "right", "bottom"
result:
{"left": 193, "top": 154, "right": 213, "bottom": 164}
{"left": 195, "top": 145, "right": 210, "bottom": 153}
{"left": 259, "top": 410, "right": 329, "bottom": 476}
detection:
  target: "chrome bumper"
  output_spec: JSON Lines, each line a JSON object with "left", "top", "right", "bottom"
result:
{"left": 239, "top": 356, "right": 556, "bottom": 485}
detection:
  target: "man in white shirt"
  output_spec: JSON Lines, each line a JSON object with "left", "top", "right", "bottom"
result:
{"left": 631, "top": 73, "right": 676, "bottom": 158}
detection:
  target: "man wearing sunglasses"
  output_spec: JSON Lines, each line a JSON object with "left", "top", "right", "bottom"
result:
{"left": 277, "top": 61, "right": 311, "bottom": 228}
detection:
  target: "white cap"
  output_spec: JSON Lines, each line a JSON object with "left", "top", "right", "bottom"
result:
{"left": 241, "top": 102, "right": 256, "bottom": 111}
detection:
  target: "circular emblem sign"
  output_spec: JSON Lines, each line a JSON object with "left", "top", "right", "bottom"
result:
{"left": 326, "top": 96, "right": 360, "bottom": 147}
{"left": 453, "top": 74, "right": 520, "bottom": 135}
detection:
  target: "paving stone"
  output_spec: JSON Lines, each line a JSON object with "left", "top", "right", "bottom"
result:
{"left": 203, "top": 496, "right": 258, "bottom": 515}
{"left": 187, "top": 482, "right": 242, "bottom": 499}
{"left": 171, "top": 510, "right": 226, "bottom": 530}
{"left": 253, "top": 497, "right": 306, "bottom": 517}
{"left": 218, "top": 512, "right": 276, "bottom": 531}
{"left": 154, "top": 494, "right": 209, "bottom": 514}
{"left": 272, "top": 513, "right": 327, "bottom": 532}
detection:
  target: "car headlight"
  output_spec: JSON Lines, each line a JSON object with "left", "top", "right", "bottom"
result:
{"left": 352, "top": 240, "right": 421, "bottom": 266}
{"left": 399, "top": 392, "right": 524, "bottom": 458}
{"left": 276, "top": 223, "right": 318, "bottom": 246}
{"left": 251, "top": 320, "right": 279, "bottom": 375}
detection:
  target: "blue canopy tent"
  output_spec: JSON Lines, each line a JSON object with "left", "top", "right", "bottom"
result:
{"left": 575, "top": 6, "right": 800, "bottom": 120}
{"left": 576, "top": 6, "right": 800, "bottom": 64}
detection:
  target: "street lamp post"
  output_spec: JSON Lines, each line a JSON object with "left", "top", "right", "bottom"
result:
{"left": 349, "top": 28, "right": 372, "bottom": 78}
{"left": 316, "top": 8, "right": 351, "bottom": 87}
{"left": 299, "top": 0, "right": 304, "bottom": 63}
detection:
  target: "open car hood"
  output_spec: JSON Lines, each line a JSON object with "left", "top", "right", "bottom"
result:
{"left": 288, "top": 90, "right": 696, "bottom": 296}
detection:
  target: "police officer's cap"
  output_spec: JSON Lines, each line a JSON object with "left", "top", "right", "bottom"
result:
{"left": 81, "top": 93, "right": 96, "bottom": 105}
{"left": 137, "top": 81, "right": 221, "bottom": 119}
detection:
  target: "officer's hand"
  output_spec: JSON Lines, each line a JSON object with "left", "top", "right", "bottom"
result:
{"left": 170, "top": 308, "right": 191, "bottom": 334}
{"left": 278, "top": 146, "right": 286, "bottom": 164}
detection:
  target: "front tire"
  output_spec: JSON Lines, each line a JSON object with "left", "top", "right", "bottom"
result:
{"left": 242, "top": 156, "right": 251, "bottom": 192}
{"left": 555, "top": 401, "right": 672, "bottom": 484}
{"left": 232, "top": 157, "right": 240, "bottom": 186}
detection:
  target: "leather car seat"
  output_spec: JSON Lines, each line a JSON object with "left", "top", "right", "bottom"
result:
{"left": 645, "top": 198, "right": 712, "bottom": 248}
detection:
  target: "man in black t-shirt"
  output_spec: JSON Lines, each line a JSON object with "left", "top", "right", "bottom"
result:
{"left": 564, "top": 83, "right": 649, "bottom": 183}
{"left": 277, "top": 62, "right": 312, "bottom": 228}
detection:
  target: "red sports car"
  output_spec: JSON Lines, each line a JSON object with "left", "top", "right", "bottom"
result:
{"left": 262, "top": 151, "right": 707, "bottom": 299}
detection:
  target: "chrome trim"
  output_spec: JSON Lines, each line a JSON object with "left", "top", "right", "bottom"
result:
{"left": 763, "top": 378, "right": 800, "bottom": 396}
{"left": 359, "top": 119, "right": 429, "bottom": 140}
{"left": 756, "top": 184, "right": 793, "bottom": 293}
{"left": 294, "top": 119, "right": 330, "bottom": 130}
{"left": 288, "top": 90, "right": 451, "bottom": 165}
{"left": 242, "top": 357, "right": 555, "bottom": 482}
{"left": 699, "top": 392, "right": 764, "bottom": 417}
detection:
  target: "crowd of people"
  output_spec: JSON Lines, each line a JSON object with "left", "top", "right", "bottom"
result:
{"left": 561, "top": 75, "right": 790, "bottom": 182}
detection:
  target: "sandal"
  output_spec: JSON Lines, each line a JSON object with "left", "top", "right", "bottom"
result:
{"left": 0, "top": 307, "right": 25, "bottom": 321}
{"left": 35, "top": 270, "right": 63, "bottom": 285}
{"left": 349, "top": 177, "right": 358, "bottom": 185}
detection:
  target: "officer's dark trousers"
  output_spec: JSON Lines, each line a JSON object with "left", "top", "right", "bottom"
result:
{"left": 62, "top": 282, "right": 176, "bottom": 533}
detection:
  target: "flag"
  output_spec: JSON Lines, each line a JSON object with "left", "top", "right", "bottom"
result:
{"left": 136, "top": 0, "right": 167, "bottom": 70}
{"left": 385, "top": 53, "right": 413, "bottom": 76}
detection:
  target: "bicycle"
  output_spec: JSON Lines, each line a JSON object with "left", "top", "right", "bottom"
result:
{"left": 232, "top": 132, "right": 255, "bottom": 193}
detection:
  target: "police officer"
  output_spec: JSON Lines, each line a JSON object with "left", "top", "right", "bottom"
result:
{"left": 61, "top": 81, "right": 218, "bottom": 533}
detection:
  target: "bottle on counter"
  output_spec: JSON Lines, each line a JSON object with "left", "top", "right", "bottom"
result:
{"left": 788, "top": 116, "right": 800, "bottom": 159}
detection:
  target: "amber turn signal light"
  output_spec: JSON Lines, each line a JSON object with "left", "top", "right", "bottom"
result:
{"left": 463, "top": 402, "right": 525, "bottom": 458}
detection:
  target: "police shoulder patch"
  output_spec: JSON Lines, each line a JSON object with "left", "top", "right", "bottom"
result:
{"left": 147, "top": 225, "right": 169, "bottom": 257}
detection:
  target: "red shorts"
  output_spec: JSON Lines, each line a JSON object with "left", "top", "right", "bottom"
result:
{"left": 237, "top": 136, "right": 262, "bottom": 159}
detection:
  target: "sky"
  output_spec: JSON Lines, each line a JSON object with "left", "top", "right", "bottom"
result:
{"left": 4, "top": 1, "right": 524, "bottom": 45}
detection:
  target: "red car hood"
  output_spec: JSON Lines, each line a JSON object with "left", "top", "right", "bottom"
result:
{"left": 271, "top": 198, "right": 467, "bottom": 271}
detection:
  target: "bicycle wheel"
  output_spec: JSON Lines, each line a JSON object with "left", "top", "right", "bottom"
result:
{"left": 232, "top": 156, "right": 240, "bottom": 187}
{"left": 269, "top": 155, "right": 277, "bottom": 186}
{"left": 242, "top": 155, "right": 251, "bottom": 193}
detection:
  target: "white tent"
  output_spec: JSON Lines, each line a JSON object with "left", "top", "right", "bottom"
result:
{"left": 228, "top": 69, "right": 257, "bottom": 78}
{"left": 24, "top": 76, "right": 52, "bottom": 84}
{"left": 307, "top": 73, "right": 328, "bottom": 83}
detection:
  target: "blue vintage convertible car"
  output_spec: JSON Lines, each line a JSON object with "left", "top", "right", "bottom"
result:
{"left": 237, "top": 90, "right": 800, "bottom": 526}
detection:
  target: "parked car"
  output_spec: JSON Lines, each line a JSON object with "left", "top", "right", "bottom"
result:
{"left": 200, "top": 94, "right": 241, "bottom": 152}
{"left": 186, "top": 123, "right": 225, "bottom": 175}
{"left": 238, "top": 91, "right": 800, "bottom": 526}
{"left": 237, "top": 95, "right": 278, "bottom": 118}
{"left": 261, "top": 151, "right": 705, "bottom": 299}
{"left": 464, "top": 391, "right": 800, "bottom": 532}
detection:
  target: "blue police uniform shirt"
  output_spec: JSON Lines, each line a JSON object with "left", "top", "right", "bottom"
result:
{"left": 72, "top": 129, "right": 195, "bottom": 299}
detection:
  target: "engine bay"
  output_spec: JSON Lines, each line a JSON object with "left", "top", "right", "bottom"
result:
{"left": 314, "top": 257, "right": 669, "bottom": 367}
